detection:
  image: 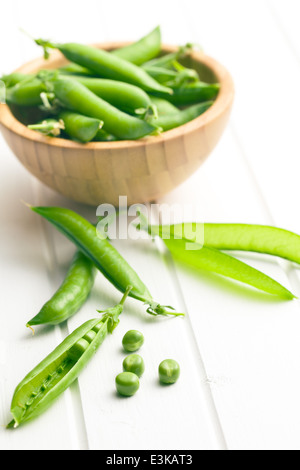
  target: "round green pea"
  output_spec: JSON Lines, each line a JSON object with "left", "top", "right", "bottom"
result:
{"left": 115, "top": 372, "right": 140, "bottom": 397}
{"left": 158, "top": 359, "right": 180, "bottom": 384}
{"left": 123, "top": 354, "right": 145, "bottom": 378}
{"left": 122, "top": 330, "right": 144, "bottom": 352}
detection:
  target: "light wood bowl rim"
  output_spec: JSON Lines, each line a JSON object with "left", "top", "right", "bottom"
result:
{"left": 0, "top": 42, "right": 235, "bottom": 149}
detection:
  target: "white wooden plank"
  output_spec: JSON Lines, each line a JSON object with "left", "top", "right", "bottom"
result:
{"left": 0, "top": 135, "right": 82, "bottom": 449}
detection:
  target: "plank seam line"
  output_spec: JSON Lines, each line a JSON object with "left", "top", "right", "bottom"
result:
{"left": 151, "top": 205, "right": 228, "bottom": 450}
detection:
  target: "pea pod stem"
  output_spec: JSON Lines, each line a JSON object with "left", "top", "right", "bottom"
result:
{"left": 7, "top": 288, "right": 132, "bottom": 429}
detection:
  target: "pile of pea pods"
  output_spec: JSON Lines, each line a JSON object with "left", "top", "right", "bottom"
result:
{"left": 1, "top": 26, "right": 220, "bottom": 143}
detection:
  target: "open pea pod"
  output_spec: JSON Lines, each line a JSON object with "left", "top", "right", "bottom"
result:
{"left": 7, "top": 288, "right": 131, "bottom": 429}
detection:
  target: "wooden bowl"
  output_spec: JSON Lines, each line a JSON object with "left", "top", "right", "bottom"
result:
{"left": 0, "top": 43, "right": 234, "bottom": 206}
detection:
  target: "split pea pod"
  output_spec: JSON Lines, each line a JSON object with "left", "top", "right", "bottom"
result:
{"left": 51, "top": 77, "right": 157, "bottom": 140}
{"left": 7, "top": 288, "right": 131, "bottom": 429}
{"left": 27, "top": 251, "right": 96, "bottom": 328}
{"left": 34, "top": 39, "right": 173, "bottom": 95}
{"left": 30, "top": 205, "right": 183, "bottom": 317}
{"left": 150, "top": 100, "right": 213, "bottom": 132}
{"left": 112, "top": 26, "right": 162, "bottom": 65}
{"left": 64, "top": 76, "right": 157, "bottom": 117}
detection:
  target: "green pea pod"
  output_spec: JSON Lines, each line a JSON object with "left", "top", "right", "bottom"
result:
{"left": 0, "top": 72, "right": 33, "bottom": 88}
{"left": 63, "top": 76, "right": 157, "bottom": 117}
{"left": 149, "top": 101, "right": 213, "bottom": 132}
{"left": 143, "top": 43, "right": 196, "bottom": 69}
{"left": 162, "top": 238, "right": 295, "bottom": 300}
{"left": 137, "top": 217, "right": 297, "bottom": 299}
{"left": 155, "top": 223, "right": 300, "bottom": 265}
{"left": 93, "top": 128, "right": 117, "bottom": 142}
{"left": 112, "top": 26, "right": 162, "bottom": 65}
{"left": 143, "top": 63, "right": 199, "bottom": 87}
{"left": 5, "top": 78, "right": 48, "bottom": 106}
{"left": 58, "top": 63, "right": 96, "bottom": 76}
{"left": 27, "top": 251, "right": 97, "bottom": 328}
{"left": 51, "top": 78, "right": 157, "bottom": 140}
{"left": 152, "top": 81, "right": 220, "bottom": 107}
{"left": 35, "top": 39, "right": 173, "bottom": 95}
{"left": 7, "top": 288, "right": 131, "bottom": 429}
{"left": 150, "top": 96, "right": 179, "bottom": 116}
{"left": 30, "top": 205, "right": 184, "bottom": 317}
{"left": 59, "top": 110, "right": 103, "bottom": 143}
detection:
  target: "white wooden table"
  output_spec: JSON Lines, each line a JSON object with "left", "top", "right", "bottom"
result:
{"left": 1, "top": 0, "right": 300, "bottom": 451}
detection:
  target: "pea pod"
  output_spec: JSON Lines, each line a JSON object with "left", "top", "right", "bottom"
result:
{"left": 50, "top": 78, "right": 157, "bottom": 140}
{"left": 5, "top": 78, "right": 48, "bottom": 106}
{"left": 142, "top": 43, "right": 195, "bottom": 69}
{"left": 27, "top": 251, "right": 97, "bottom": 328}
{"left": 162, "top": 238, "right": 295, "bottom": 300}
{"left": 7, "top": 288, "right": 131, "bottom": 429}
{"left": 35, "top": 39, "right": 173, "bottom": 95}
{"left": 63, "top": 76, "right": 157, "bottom": 117}
{"left": 150, "top": 101, "right": 213, "bottom": 132}
{"left": 149, "top": 223, "right": 300, "bottom": 265}
{"left": 30, "top": 205, "right": 184, "bottom": 317}
{"left": 150, "top": 96, "right": 179, "bottom": 116}
{"left": 58, "top": 63, "right": 96, "bottom": 76}
{"left": 152, "top": 81, "right": 220, "bottom": 107}
{"left": 0, "top": 72, "right": 33, "bottom": 88}
{"left": 137, "top": 216, "right": 296, "bottom": 299}
{"left": 112, "top": 26, "right": 162, "bottom": 65}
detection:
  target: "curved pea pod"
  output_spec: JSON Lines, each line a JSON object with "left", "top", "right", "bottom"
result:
{"left": 7, "top": 289, "right": 131, "bottom": 429}
{"left": 152, "top": 81, "right": 220, "bottom": 107}
{"left": 162, "top": 238, "right": 295, "bottom": 300}
{"left": 143, "top": 43, "right": 196, "bottom": 69}
{"left": 59, "top": 110, "right": 103, "bottom": 143}
{"left": 58, "top": 63, "right": 96, "bottom": 76}
{"left": 149, "top": 100, "right": 213, "bottom": 132}
{"left": 139, "top": 219, "right": 296, "bottom": 299}
{"left": 112, "top": 26, "right": 162, "bottom": 65}
{"left": 151, "top": 223, "right": 300, "bottom": 266}
{"left": 5, "top": 78, "right": 48, "bottom": 106}
{"left": 51, "top": 78, "right": 157, "bottom": 140}
{"left": 65, "top": 76, "right": 157, "bottom": 117}
{"left": 35, "top": 39, "right": 173, "bottom": 95}
{"left": 0, "top": 72, "right": 33, "bottom": 87}
{"left": 27, "top": 251, "right": 97, "bottom": 328}
{"left": 30, "top": 205, "right": 184, "bottom": 317}
{"left": 150, "top": 96, "right": 179, "bottom": 116}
